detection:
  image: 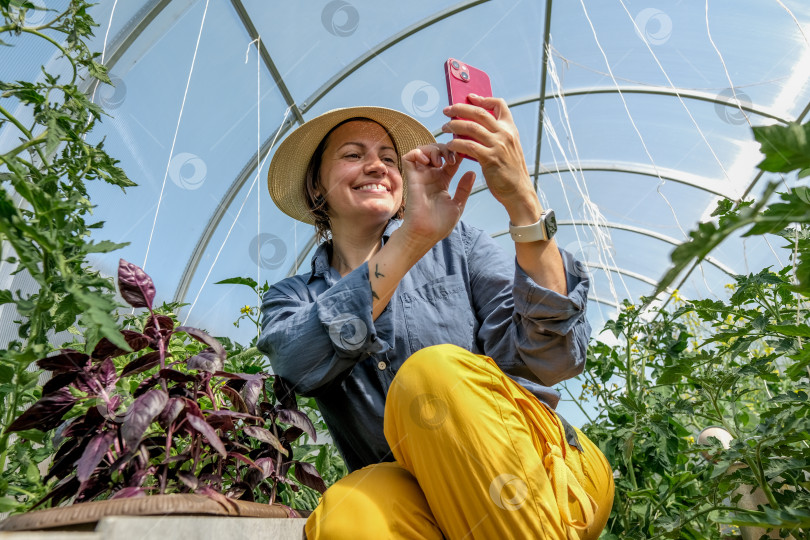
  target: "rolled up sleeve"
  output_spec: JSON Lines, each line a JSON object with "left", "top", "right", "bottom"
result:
{"left": 510, "top": 249, "right": 591, "bottom": 385}
{"left": 469, "top": 226, "right": 591, "bottom": 387}
{"left": 257, "top": 262, "right": 390, "bottom": 396}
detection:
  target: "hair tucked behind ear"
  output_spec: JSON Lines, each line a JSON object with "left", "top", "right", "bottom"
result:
{"left": 304, "top": 118, "right": 405, "bottom": 245}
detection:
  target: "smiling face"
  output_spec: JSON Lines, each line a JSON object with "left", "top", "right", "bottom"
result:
{"left": 315, "top": 120, "right": 403, "bottom": 229}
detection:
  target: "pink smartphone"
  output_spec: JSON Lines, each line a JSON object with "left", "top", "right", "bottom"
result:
{"left": 444, "top": 58, "right": 494, "bottom": 161}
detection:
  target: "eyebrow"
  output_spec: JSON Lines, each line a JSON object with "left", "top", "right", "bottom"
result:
{"left": 337, "top": 142, "right": 396, "bottom": 152}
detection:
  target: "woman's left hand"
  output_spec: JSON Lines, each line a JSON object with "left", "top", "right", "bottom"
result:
{"left": 442, "top": 95, "right": 538, "bottom": 218}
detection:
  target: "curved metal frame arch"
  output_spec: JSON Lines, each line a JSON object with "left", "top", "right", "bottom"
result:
{"left": 491, "top": 220, "right": 737, "bottom": 277}
{"left": 511, "top": 85, "right": 791, "bottom": 125}
{"left": 171, "top": 0, "right": 488, "bottom": 302}
{"left": 462, "top": 159, "right": 733, "bottom": 199}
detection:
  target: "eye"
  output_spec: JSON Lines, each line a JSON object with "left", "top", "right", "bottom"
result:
{"left": 344, "top": 153, "right": 360, "bottom": 159}
{"left": 382, "top": 156, "right": 397, "bottom": 164}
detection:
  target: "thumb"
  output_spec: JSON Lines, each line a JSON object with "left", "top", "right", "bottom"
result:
{"left": 452, "top": 171, "right": 476, "bottom": 208}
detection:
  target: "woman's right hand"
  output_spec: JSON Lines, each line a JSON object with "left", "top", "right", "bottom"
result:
{"left": 400, "top": 143, "right": 476, "bottom": 249}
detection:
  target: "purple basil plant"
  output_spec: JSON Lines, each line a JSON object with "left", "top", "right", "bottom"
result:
{"left": 5, "top": 259, "right": 326, "bottom": 511}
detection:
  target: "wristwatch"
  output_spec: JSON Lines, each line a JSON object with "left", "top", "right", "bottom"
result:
{"left": 509, "top": 209, "right": 557, "bottom": 242}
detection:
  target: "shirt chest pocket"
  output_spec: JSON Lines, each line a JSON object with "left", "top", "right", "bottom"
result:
{"left": 401, "top": 274, "right": 476, "bottom": 354}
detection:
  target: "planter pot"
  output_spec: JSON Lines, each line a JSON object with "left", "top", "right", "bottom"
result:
{"left": 0, "top": 494, "right": 309, "bottom": 539}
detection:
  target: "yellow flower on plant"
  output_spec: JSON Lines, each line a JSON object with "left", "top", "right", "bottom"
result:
{"left": 240, "top": 305, "right": 252, "bottom": 315}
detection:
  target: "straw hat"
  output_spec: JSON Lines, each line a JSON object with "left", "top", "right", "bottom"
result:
{"left": 267, "top": 106, "right": 436, "bottom": 224}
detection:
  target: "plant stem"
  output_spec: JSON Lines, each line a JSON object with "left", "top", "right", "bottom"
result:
{"left": 560, "top": 381, "right": 595, "bottom": 424}
{"left": 19, "top": 28, "right": 78, "bottom": 84}
{"left": 0, "top": 104, "right": 49, "bottom": 166}
{"left": 0, "top": 130, "right": 48, "bottom": 161}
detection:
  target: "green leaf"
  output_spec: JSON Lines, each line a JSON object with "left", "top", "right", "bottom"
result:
{"left": 0, "top": 497, "right": 19, "bottom": 512}
{"left": 753, "top": 121, "right": 810, "bottom": 173}
{"left": 12, "top": 428, "right": 46, "bottom": 444}
{"left": 84, "top": 239, "right": 129, "bottom": 254}
{"left": 767, "top": 323, "right": 810, "bottom": 338}
{"left": 214, "top": 276, "right": 259, "bottom": 289}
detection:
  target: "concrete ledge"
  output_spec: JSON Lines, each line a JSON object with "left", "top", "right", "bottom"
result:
{"left": 0, "top": 516, "right": 307, "bottom": 540}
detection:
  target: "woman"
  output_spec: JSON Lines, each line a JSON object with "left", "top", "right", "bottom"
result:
{"left": 259, "top": 94, "right": 613, "bottom": 539}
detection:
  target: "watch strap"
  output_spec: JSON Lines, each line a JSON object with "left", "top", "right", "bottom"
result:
{"left": 509, "top": 210, "right": 554, "bottom": 242}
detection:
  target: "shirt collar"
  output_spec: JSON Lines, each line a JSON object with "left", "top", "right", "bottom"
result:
{"left": 308, "top": 219, "right": 402, "bottom": 283}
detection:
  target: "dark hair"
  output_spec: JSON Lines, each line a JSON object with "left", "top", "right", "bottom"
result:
{"left": 304, "top": 117, "right": 404, "bottom": 244}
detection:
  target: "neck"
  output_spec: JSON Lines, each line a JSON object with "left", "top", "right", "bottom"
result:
{"left": 329, "top": 219, "right": 389, "bottom": 276}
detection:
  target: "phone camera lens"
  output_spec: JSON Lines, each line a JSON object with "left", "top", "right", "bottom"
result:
{"left": 461, "top": 72, "right": 469, "bottom": 81}
{"left": 451, "top": 60, "right": 460, "bottom": 69}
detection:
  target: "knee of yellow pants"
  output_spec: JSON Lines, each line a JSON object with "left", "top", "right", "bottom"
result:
{"left": 389, "top": 343, "right": 475, "bottom": 400}
{"left": 304, "top": 462, "right": 443, "bottom": 540}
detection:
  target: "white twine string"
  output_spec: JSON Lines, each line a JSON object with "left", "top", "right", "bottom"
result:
{"left": 142, "top": 0, "right": 211, "bottom": 271}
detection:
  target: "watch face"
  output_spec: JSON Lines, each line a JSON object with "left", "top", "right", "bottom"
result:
{"left": 545, "top": 210, "right": 557, "bottom": 239}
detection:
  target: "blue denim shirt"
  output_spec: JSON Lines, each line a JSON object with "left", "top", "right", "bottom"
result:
{"left": 258, "top": 219, "right": 591, "bottom": 472}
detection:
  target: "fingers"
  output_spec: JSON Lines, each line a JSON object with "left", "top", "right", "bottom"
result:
{"left": 445, "top": 136, "right": 487, "bottom": 163}
{"left": 467, "top": 94, "right": 514, "bottom": 123}
{"left": 404, "top": 144, "right": 458, "bottom": 169}
{"left": 443, "top": 101, "right": 499, "bottom": 133}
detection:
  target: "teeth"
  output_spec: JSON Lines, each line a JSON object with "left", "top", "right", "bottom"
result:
{"left": 355, "top": 184, "right": 387, "bottom": 192}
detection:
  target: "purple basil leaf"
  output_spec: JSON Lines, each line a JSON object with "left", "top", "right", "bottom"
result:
{"left": 294, "top": 461, "right": 327, "bottom": 494}
{"left": 282, "top": 426, "right": 304, "bottom": 443}
{"left": 186, "top": 415, "right": 227, "bottom": 458}
{"left": 46, "top": 435, "right": 91, "bottom": 482}
{"left": 121, "top": 351, "right": 163, "bottom": 377}
{"left": 175, "top": 326, "right": 226, "bottom": 364}
{"left": 220, "top": 385, "right": 248, "bottom": 413}
{"left": 158, "top": 397, "right": 184, "bottom": 428}
{"left": 213, "top": 371, "right": 266, "bottom": 381}
{"left": 6, "top": 388, "right": 76, "bottom": 433}
{"left": 133, "top": 373, "right": 160, "bottom": 397}
{"left": 111, "top": 487, "right": 147, "bottom": 500}
{"left": 227, "top": 451, "right": 260, "bottom": 470}
{"left": 241, "top": 379, "right": 262, "bottom": 416}
{"left": 225, "top": 481, "right": 249, "bottom": 500}
{"left": 186, "top": 348, "right": 223, "bottom": 373}
{"left": 144, "top": 314, "right": 174, "bottom": 348}
{"left": 177, "top": 471, "right": 199, "bottom": 491}
{"left": 243, "top": 426, "right": 288, "bottom": 457}
{"left": 277, "top": 408, "right": 316, "bottom": 443}
{"left": 92, "top": 330, "right": 149, "bottom": 360}
{"left": 76, "top": 431, "right": 116, "bottom": 482}
{"left": 158, "top": 368, "right": 196, "bottom": 383}
{"left": 118, "top": 259, "right": 156, "bottom": 310}
{"left": 254, "top": 457, "right": 275, "bottom": 479}
{"left": 42, "top": 371, "right": 79, "bottom": 395}
{"left": 272, "top": 376, "right": 298, "bottom": 411}
{"left": 121, "top": 389, "right": 168, "bottom": 449}
{"left": 207, "top": 414, "right": 236, "bottom": 432}
{"left": 31, "top": 476, "right": 80, "bottom": 510}
{"left": 95, "top": 357, "right": 117, "bottom": 390}
{"left": 205, "top": 410, "right": 263, "bottom": 423}
{"left": 36, "top": 350, "right": 90, "bottom": 373}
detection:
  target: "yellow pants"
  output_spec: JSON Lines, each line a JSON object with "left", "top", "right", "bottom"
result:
{"left": 305, "top": 344, "right": 614, "bottom": 539}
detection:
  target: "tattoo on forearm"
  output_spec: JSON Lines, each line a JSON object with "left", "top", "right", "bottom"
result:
{"left": 371, "top": 289, "right": 380, "bottom": 300}
{"left": 374, "top": 264, "right": 384, "bottom": 279}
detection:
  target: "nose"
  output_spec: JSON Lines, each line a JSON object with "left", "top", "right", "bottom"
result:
{"left": 364, "top": 154, "right": 388, "bottom": 176}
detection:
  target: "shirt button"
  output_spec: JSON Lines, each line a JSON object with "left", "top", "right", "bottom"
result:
{"left": 377, "top": 361, "right": 387, "bottom": 370}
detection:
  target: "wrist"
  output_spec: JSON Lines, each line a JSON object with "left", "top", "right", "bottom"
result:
{"left": 503, "top": 191, "right": 543, "bottom": 226}
{"left": 389, "top": 226, "right": 433, "bottom": 263}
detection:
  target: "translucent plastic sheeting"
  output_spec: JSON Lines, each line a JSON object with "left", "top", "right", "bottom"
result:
{"left": 83, "top": 0, "right": 290, "bottom": 297}
{"left": 550, "top": 0, "right": 810, "bottom": 120}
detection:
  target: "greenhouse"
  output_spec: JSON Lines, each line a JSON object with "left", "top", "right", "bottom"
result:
{"left": 1, "top": 0, "right": 809, "bottom": 538}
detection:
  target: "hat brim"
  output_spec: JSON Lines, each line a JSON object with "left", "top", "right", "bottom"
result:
{"left": 267, "top": 106, "right": 436, "bottom": 225}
